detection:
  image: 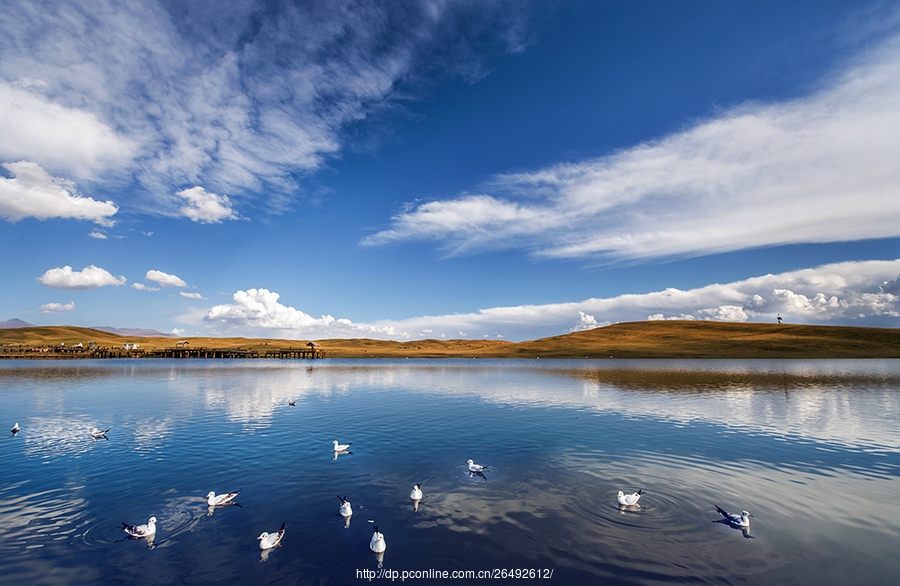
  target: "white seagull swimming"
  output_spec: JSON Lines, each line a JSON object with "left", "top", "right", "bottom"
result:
{"left": 617, "top": 489, "right": 644, "bottom": 506}
{"left": 90, "top": 428, "right": 110, "bottom": 438}
{"left": 258, "top": 522, "right": 286, "bottom": 549}
{"left": 11, "top": 423, "right": 20, "bottom": 434}
{"left": 333, "top": 440, "right": 352, "bottom": 451}
{"left": 207, "top": 489, "right": 241, "bottom": 506}
{"left": 409, "top": 483, "right": 423, "bottom": 501}
{"left": 369, "top": 525, "right": 386, "bottom": 553}
{"left": 338, "top": 495, "right": 353, "bottom": 517}
{"left": 715, "top": 505, "right": 753, "bottom": 527}
{"left": 122, "top": 516, "right": 157, "bottom": 538}
{"left": 466, "top": 459, "right": 488, "bottom": 473}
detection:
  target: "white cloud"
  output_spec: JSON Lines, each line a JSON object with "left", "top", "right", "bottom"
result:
{"left": 0, "top": 82, "right": 136, "bottom": 178}
{"left": 88, "top": 230, "right": 107, "bottom": 239}
{"left": 0, "top": 0, "right": 529, "bottom": 215}
{"left": 0, "top": 161, "right": 118, "bottom": 225}
{"left": 145, "top": 269, "right": 188, "bottom": 288}
{"left": 179, "top": 292, "right": 205, "bottom": 300}
{"left": 37, "top": 265, "right": 126, "bottom": 290}
{"left": 203, "top": 288, "right": 406, "bottom": 339}
{"left": 363, "top": 31, "right": 900, "bottom": 261}
{"left": 131, "top": 283, "right": 160, "bottom": 291}
{"left": 170, "top": 328, "right": 185, "bottom": 335}
{"left": 195, "top": 259, "right": 900, "bottom": 341}
{"left": 176, "top": 187, "right": 237, "bottom": 223}
{"left": 883, "top": 275, "right": 900, "bottom": 296}
{"left": 571, "top": 311, "right": 608, "bottom": 332}
{"left": 39, "top": 301, "right": 75, "bottom": 314}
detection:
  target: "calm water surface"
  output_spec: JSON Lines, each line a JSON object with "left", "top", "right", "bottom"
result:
{"left": 1, "top": 358, "right": 899, "bottom": 585}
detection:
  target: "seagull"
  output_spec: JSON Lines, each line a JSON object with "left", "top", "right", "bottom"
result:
{"left": 122, "top": 516, "right": 157, "bottom": 538}
{"left": 258, "top": 522, "right": 286, "bottom": 550}
{"left": 369, "top": 525, "right": 386, "bottom": 553}
{"left": 409, "top": 483, "right": 423, "bottom": 501}
{"left": 466, "top": 459, "right": 488, "bottom": 473}
{"left": 617, "top": 489, "right": 644, "bottom": 506}
{"left": 207, "top": 489, "right": 241, "bottom": 506}
{"left": 90, "top": 428, "right": 110, "bottom": 439}
{"left": 333, "top": 440, "right": 352, "bottom": 451}
{"left": 715, "top": 505, "right": 752, "bottom": 527}
{"left": 11, "top": 423, "right": 20, "bottom": 434}
{"left": 338, "top": 495, "right": 353, "bottom": 517}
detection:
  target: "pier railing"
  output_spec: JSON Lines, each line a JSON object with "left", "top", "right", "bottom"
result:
{"left": 0, "top": 345, "right": 325, "bottom": 360}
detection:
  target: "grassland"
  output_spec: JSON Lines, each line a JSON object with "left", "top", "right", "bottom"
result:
{"left": 2, "top": 321, "right": 900, "bottom": 359}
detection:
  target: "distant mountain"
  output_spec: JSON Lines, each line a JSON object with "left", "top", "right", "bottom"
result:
{"left": 89, "top": 326, "right": 178, "bottom": 338}
{"left": 0, "top": 318, "right": 35, "bottom": 329}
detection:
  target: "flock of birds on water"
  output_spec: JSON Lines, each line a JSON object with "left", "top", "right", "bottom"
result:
{"left": 10, "top": 421, "right": 755, "bottom": 559}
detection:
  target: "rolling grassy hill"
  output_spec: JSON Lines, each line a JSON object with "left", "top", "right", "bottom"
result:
{"left": 2, "top": 321, "right": 900, "bottom": 358}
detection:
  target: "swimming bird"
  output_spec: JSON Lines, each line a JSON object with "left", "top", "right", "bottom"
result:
{"left": 288, "top": 400, "right": 295, "bottom": 406}
{"left": 122, "top": 516, "right": 157, "bottom": 538}
{"left": 409, "top": 483, "right": 423, "bottom": 501}
{"left": 11, "top": 423, "right": 20, "bottom": 434}
{"left": 207, "top": 489, "right": 241, "bottom": 506}
{"left": 333, "top": 440, "right": 352, "bottom": 451}
{"left": 715, "top": 505, "right": 752, "bottom": 527}
{"left": 338, "top": 495, "right": 353, "bottom": 517}
{"left": 369, "top": 525, "right": 386, "bottom": 553}
{"left": 617, "top": 489, "right": 644, "bottom": 506}
{"left": 258, "top": 522, "right": 286, "bottom": 550}
{"left": 90, "top": 427, "right": 110, "bottom": 438}
{"left": 466, "top": 459, "right": 488, "bottom": 472}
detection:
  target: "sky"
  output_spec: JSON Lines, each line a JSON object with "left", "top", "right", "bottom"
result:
{"left": 1, "top": 0, "right": 899, "bottom": 342}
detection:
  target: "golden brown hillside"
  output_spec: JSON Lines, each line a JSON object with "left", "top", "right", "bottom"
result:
{"left": 2, "top": 321, "right": 900, "bottom": 359}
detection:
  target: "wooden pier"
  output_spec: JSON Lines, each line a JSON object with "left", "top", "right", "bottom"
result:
{"left": 262, "top": 346, "right": 325, "bottom": 359}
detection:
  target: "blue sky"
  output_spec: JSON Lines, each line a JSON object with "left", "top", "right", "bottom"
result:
{"left": 2, "top": 0, "right": 899, "bottom": 341}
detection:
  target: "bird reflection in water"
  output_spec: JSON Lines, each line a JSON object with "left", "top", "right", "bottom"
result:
{"left": 206, "top": 501, "right": 242, "bottom": 516}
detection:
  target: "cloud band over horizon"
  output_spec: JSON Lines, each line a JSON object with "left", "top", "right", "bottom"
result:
{"left": 197, "top": 259, "right": 900, "bottom": 341}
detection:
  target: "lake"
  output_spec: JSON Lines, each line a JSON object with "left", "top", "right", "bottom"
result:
{"left": 1, "top": 358, "right": 899, "bottom": 585}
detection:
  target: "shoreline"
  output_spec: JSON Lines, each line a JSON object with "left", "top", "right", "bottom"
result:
{"left": 3, "top": 321, "right": 900, "bottom": 360}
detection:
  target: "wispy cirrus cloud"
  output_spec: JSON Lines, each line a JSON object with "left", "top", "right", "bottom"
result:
{"left": 37, "top": 265, "right": 126, "bottom": 290}
{"left": 0, "top": 161, "right": 118, "bottom": 225}
{"left": 0, "top": 0, "right": 530, "bottom": 217}
{"left": 194, "top": 260, "right": 900, "bottom": 341}
{"left": 363, "top": 30, "right": 900, "bottom": 261}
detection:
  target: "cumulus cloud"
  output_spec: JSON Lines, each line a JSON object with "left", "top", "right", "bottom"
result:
{"left": 882, "top": 275, "right": 900, "bottom": 296}
{"left": 176, "top": 187, "right": 238, "bottom": 223}
{"left": 196, "top": 259, "right": 900, "bottom": 341}
{"left": 89, "top": 230, "right": 107, "bottom": 239}
{"left": 0, "top": 161, "right": 118, "bottom": 225}
{"left": 39, "top": 301, "right": 75, "bottom": 314}
{"left": 571, "top": 311, "right": 609, "bottom": 332}
{"left": 363, "top": 31, "right": 900, "bottom": 261}
{"left": 37, "top": 265, "right": 126, "bottom": 290}
{"left": 145, "top": 269, "right": 188, "bottom": 288}
{"left": 203, "top": 288, "right": 406, "bottom": 339}
{"left": 131, "top": 283, "right": 160, "bottom": 291}
{"left": 0, "top": 0, "right": 530, "bottom": 215}
{"left": 179, "top": 292, "right": 205, "bottom": 300}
